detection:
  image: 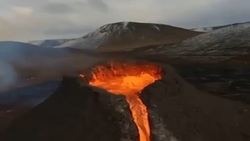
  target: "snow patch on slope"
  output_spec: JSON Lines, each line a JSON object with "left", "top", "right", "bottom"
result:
{"left": 29, "top": 40, "right": 45, "bottom": 46}
{"left": 29, "top": 39, "right": 75, "bottom": 48}
{"left": 123, "top": 22, "right": 129, "bottom": 29}
{"left": 192, "top": 27, "right": 213, "bottom": 32}
{"left": 153, "top": 25, "right": 161, "bottom": 31}
{"left": 54, "top": 32, "right": 106, "bottom": 49}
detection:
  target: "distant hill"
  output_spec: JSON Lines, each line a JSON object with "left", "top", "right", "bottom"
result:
{"left": 29, "top": 39, "right": 75, "bottom": 48}
{"left": 191, "top": 21, "right": 250, "bottom": 32}
{"left": 0, "top": 41, "right": 79, "bottom": 61}
{"left": 0, "top": 41, "right": 100, "bottom": 92}
{"left": 29, "top": 22, "right": 201, "bottom": 52}
{"left": 0, "top": 41, "right": 40, "bottom": 59}
{"left": 146, "top": 22, "right": 250, "bottom": 56}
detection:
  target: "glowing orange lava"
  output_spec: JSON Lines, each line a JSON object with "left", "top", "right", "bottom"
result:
{"left": 80, "top": 62, "right": 162, "bottom": 141}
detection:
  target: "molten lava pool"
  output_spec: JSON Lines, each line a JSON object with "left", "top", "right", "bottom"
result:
{"left": 80, "top": 62, "right": 162, "bottom": 141}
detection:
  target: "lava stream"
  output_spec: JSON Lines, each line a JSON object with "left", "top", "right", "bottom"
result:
{"left": 80, "top": 62, "right": 162, "bottom": 141}
{"left": 126, "top": 95, "right": 150, "bottom": 141}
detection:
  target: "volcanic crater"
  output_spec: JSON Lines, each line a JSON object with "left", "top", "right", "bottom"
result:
{"left": 79, "top": 60, "right": 170, "bottom": 141}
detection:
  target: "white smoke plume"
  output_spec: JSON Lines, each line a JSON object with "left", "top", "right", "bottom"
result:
{"left": 0, "top": 61, "right": 17, "bottom": 90}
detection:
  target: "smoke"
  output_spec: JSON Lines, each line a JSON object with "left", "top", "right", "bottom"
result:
{"left": 0, "top": 40, "right": 103, "bottom": 93}
{"left": 0, "top": 61, "right": 17, "bottom": 90}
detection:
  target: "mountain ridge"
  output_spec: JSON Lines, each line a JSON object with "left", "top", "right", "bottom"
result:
{"left": 29, "top": 22, "right": 201, "bottom": 52}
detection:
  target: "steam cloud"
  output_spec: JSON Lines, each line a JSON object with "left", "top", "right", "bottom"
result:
{"left": 0, "top": 61, "right": 17, "bottom": 90}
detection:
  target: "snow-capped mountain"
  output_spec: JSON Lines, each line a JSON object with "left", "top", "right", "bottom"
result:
{"left": 54, "top": 22, "right": 201, "bottom": 52}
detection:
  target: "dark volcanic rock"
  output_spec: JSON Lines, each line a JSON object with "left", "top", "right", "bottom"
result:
{"left": 140, "top": 65, "right": 250, "bottom": 141}
{"left": 2, "top": 77, "right": 138, "bottom": 141}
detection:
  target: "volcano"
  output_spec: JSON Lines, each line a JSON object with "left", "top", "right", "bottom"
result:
{"left": 2, "top": 61, "right": 250, "bottom": 141}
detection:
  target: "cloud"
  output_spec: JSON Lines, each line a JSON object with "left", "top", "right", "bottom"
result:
{"left": 0, "top": 18, "right": 28, "bottom": 41}
{"left": 0, "top": 0, "right": 250, "bottom": 41}
{"left": 42, "top": 0, "right": 109, "bottom": 15}
{"left": 87, "top": 0, "right": 109, "bottom": 13}
{"left": 11, "top": 6, "right": 33, "bottom": 16}
{"left": 42, "top": 3, "right": 76, "bottom": 14}
{"left": 0, "top": 61, "right": 17, "bottom": 90}
{"left": 166, "top": 0, "right": 250, "bottom": 28}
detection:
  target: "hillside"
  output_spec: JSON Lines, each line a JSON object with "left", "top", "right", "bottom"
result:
{"left": 54, "top": 22, "right": 201, "bottom": 52}
{"left": 1, "top": 77, "right": 137, "bottom": 141}
{"left": 29, "top": 39, "right": 75, "bottom": 48}
{"left": 145, "top": 22, "right": 250, "bottom": 57}
{"left": 191, "top": 21, "right": 250, "bottom": 32}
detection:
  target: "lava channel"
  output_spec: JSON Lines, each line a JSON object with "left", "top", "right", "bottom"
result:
{"left": 80, "top": 61, "right": 162, "bottom": 141}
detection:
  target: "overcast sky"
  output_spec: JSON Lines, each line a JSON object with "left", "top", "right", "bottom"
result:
{"left": 0, "top": 0, "right": 250, "bottom": 41}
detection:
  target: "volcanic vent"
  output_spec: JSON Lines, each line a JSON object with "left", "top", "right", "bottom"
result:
{"left": 80, "top": 61, "right": 163, "bottom": 141}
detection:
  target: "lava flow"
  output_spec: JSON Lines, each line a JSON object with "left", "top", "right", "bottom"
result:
{"left": 80, "top": 62, "right": 162, "bottom": 141}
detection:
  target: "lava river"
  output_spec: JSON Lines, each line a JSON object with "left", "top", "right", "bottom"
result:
{"left": 80, "top": 62, "right": 162, "bottom": 141}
